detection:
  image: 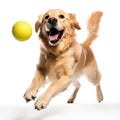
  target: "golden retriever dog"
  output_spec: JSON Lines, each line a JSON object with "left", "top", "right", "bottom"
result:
{"left": 24, "top": 9, "right": 103, "bottom": 110}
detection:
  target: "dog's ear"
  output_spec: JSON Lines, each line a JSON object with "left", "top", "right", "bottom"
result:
{"left": 35, "top": 14, "right": 43, "bottom": 33}
{"left": 69, "top": 13, "right": 81, "bottom": 30}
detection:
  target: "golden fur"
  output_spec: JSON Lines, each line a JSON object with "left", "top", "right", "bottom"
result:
{"left": 24, "top": 9, "right": 103, "bottom": 110}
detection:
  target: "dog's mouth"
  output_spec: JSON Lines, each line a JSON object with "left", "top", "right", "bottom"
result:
{"left": 46, "top": 27, "right": 64, "bottom": 46}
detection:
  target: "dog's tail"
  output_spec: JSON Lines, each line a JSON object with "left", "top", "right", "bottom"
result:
{"left": 83, "top": 11, "right": 103, "bottom": 46}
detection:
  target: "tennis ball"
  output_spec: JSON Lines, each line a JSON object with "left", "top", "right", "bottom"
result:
{"left": 12, "top": 21, "right": 32, "bottom": 41}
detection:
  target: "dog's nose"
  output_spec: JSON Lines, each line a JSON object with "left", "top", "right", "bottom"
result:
{"left": 48, "top": 17, "right": 57, "bottom": 26}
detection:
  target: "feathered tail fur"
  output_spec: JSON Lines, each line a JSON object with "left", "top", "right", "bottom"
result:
{"left": 83, "top": 11, "right": 103, "bottom": 46}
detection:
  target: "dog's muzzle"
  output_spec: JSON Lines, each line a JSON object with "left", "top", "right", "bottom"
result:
{"left": 46, "top": 17, "right": 64, "bottom": 46}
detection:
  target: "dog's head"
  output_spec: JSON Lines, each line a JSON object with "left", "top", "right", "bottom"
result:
{"left": 35, "top": 9, "right": 81, "bottom": 47}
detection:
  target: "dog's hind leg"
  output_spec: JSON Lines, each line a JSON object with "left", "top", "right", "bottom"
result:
{"left": 67, "top": 81, "right": 80, "bottom": 103}
{"left": 83, "top": 50, "right": 103, "bottom": 103}
{"left": 96, "top": 84, "right": 103, "bottom": 102}
{"left": 86, "top": 64, "right": 103, "bottom": 102}
{"left": 95, "top": 72, "right": 103, "bottom": 102}
{"left": 91, "top": 71, "right": 103, "bottom": 102}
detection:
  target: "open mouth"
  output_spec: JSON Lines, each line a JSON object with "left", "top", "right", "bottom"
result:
{"left": 47, "top": 27, "right": 64, "bottom": 46}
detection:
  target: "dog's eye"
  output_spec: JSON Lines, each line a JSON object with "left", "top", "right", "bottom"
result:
{"left": 59, "top": 15, "right": 65, "bottom": 19}
{"left": 45, "top": 15, "right": 49, "bottom": 19}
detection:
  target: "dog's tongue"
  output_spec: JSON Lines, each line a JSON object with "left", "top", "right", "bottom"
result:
{"left": 49, "top": 34, "right": 58, "bottom": 41}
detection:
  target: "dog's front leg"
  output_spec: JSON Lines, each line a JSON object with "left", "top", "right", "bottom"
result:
{"left": 34, "top": 75, "right": 71, "bottom": 110}
{"left": 24, "top": 71, "right": 45, "bottom": 102}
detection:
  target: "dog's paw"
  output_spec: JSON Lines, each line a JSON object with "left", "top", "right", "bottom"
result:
{"left": 97, "top": 91, "right": 103, "bottom": 102}
{"left": 67, "top": 98, "right": 74, "bottom": 103}
{"left": 34, "top": 97, "right": 49, "bottom": 110}
{"left": 97, "top": 94, "right": 103, "bottom": 102}
{"left": 24, "top": 88, "right": 38, "bottom": 102}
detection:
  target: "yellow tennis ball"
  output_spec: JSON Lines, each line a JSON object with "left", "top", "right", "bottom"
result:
{"left": 12, "top": 21, "right": 32, "bottom": 41}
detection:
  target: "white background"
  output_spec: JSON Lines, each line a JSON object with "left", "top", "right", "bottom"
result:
{"left": 0, "top": 0, "right": 120, "bottom": 120}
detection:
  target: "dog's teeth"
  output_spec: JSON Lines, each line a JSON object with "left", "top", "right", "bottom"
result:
{"left": 45, "top": 26, "right": 50, "bottom": 32}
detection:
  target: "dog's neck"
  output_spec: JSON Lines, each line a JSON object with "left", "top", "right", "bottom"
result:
{"left": 39, "top": 30, "right": 78, "bottom": 56}
{"left": 41, "top": 39, "right": 76, "bottom": 57}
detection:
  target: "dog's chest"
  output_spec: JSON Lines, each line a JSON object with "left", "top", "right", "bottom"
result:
{"left": 46, "top": 50, "right": 80, "bottom": 82}
{"left": 46, "top": 55, "right": 66, "bottom": 82}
